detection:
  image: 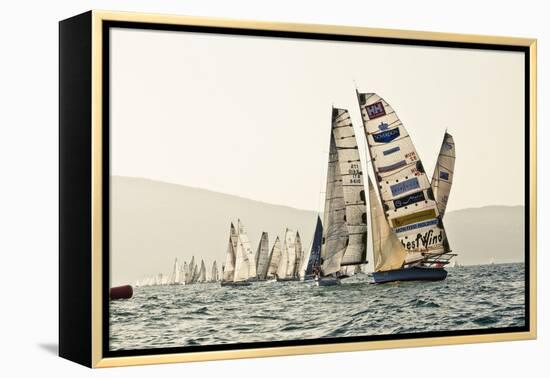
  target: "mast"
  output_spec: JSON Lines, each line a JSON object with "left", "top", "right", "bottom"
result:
{"left": 431, "top": 132, "right": 455, "bottom": 219}
{"left": 320, "top": 107, "right": 368, "bottom": 276}
{"left": 356, "top": 92, "right": 447, "bottom": 260}
{"left": 266, "top": 236, "right": 282, "bottom": 279}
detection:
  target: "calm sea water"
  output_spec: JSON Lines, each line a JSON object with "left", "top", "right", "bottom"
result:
{"left": 109, "top": 263, "right": 525, "bottom": 351}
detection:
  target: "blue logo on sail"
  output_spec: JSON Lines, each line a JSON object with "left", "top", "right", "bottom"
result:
{"left": 395, "top": 219, "right": 438, "bottom": 234}
{"left": 373, "top": 128, "right": 400, "bottom": 143}
{"left": 393, "top": 191, "right": 425, "bottom": 209}
{"left": 378, "top": 122, "right": 389, "bottom": 131}
{"left": 390, "top": 177, "right": 420, "bottom": 196}
{"left": 439, "top": 171, "right": 450, "bottom": 181}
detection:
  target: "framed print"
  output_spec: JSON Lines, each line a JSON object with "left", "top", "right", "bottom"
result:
{"left": 59, "top": 10, "right": 537, "bottom": 368}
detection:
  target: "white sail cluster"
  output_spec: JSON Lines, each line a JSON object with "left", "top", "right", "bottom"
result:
{"left": 221, "top": 220, "right": 313, "bottom": 284}
{"left": 135, "top": 256, "right": 221, "bottom": 287}
{"left": 136, "top": 93, "right": 456, "bottom": 288}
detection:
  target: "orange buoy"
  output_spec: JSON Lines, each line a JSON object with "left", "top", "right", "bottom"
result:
{"left": 109, "top": 285, "right": 133, "bottom": 300}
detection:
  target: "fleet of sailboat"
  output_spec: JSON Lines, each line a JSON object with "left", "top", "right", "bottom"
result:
{"left": 135, "top": 91, "right": 456, "bottom": 289}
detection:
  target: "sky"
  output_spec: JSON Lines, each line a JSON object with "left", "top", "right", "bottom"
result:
{"left": 110, "top": 27, "right": 525, "bottom": 213}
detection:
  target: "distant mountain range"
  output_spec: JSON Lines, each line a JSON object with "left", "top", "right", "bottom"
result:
{"left": 110, "top": 176, "right": 525, "bottom": 286}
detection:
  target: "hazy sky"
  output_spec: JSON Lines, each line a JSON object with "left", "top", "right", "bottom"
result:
{"left": 110, "top": 28, "right": 525, "bottom": 213}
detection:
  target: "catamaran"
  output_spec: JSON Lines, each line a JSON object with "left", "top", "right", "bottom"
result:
{"left": 356, "top": 92, "right": 456, "bottom": 283}
{"left": 317, "top": 107, "right": 369, "bottom": 286}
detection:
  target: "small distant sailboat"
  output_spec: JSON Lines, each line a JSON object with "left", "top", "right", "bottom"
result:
{"left": 255, "top": 232, "right": 270, "bottom": 281}
{"left": 356, "top": 92, "right": 455, "bottom": 283}
{"left": 265, "top": 236, "right": 282, "bottom": 281}
{"left": 302, "top": 216, "right": 323, "bottom": 281}
{"left": 198, "top": 259, "right": 207, "bottom": 283}
{"left": 221, "top": 221, "right": 252, "bottom": 287}
{"left": 317, "top": 107, "right": 369, "bottom": 286}
{"left": 210, "top": 260, "right": 219, "bottom": 282}
{"left": 277, "top": 229, "right": 300, "bottom": 281}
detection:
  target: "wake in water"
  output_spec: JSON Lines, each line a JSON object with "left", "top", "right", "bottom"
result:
{"left": 110, "top": 263, "right": 525, "bottom": 351}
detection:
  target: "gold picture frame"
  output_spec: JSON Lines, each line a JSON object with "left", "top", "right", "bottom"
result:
{"left": 59, "top": 10, "right": 537, "bottom": 368}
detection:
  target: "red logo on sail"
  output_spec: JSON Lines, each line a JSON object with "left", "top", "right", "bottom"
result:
{"left": 366, "top": 101, "right": 386, "bottom": 120}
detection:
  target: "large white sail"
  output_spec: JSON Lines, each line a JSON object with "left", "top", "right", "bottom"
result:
{"left": 276, "top": 234, "right": 289, "bottom": 279}
{"left": 222, "top": 239, "right": 235, "bottom": 281}
{"left": 321, "top": 108, "right": 368, "bottom": 276}
{"left": 294, "top": 231, "right": 303, "bottom": 278}
{"left": 255, "top": 232, "right": 270, "bottom": 280}
{"left": 368, "top": 175, "right": 407, "bottom": 271}
{"left": 237, "top": 220, "right": 255, "bottom": 278}
{"left": 183, "top": 261, "right": 189, "bottom": 284}
{"left": 211, "top": 261, "right": 219, "bottom": 282}
{"left": 198, "top": 260, "right": 207, "bottom": 283}
{"left": 266, "top": 236, "right": 281, "bottom": 279}
{"left": 186, "top": 256, "right": 196, "bottom": 284}
{"left": 357, "top": 93, "right": 447, "bottom": 256}
{"left": 431, "top": 132, "right": 455, "bottom": 219}
{"left": 233, "top": 236, "right": 249, "bottom": 282}
{"left": 284, "top": 229, "right": 297, "bottom": 278}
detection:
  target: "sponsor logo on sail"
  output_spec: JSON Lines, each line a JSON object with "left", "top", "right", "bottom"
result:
{"left": 444, "top": 141, "right": 453, "bottom": 150}
{"left": 439, "top": 171, "right": 450, "bottom": 181}
{"left": 378, "top": 160, "right": 407, "bottom": 173}
{"left": 393, "top": 191, "right": 425, "bottom": 209}
{"left": 391, "top": 209, "right": 436, "bottom": 228}
{"left": 366, "top": 101, "right": 386, "bottom": 119}
{"left": 382, "top": 146, "right": 400, "bottom": 156}
{"left": 395, "top": 219, "right": 438, "bottom": 234}
{"left": 390, "top": 177, "right": 420, "bottom": 196}
{"left": 401, "top": 229, "right": 443, "bottom": 250}
{"left": 378, "top": 122, "right": 389, "bottom": 130}
{"left": 373, "top": 128, "right": 400, "bottom": 144}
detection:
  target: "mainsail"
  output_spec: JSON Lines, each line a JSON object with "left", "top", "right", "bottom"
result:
{"left": 368, "top": 175, "right": 407, "bottom": 271}
{"left": 266, "top": 236, "right": 281, "bottom": 279}
{"left": 321, "top": 108, "right": 368, "bottom": 276}
{"left": 255, "top": 232, "right": 270, "bottom": 280}
{"left": 198, "top": 260, "right": 207, "bottom": 283}
{"left": 357, "top": 93, "right": 447, "bottom": 257}
{"left": 431, "top": 132, "right": 455, "bottom": 218}
{"left": 294, "top": 232, "right": 303, "bottom": 278}
{"left": 304, "top": 216, "right": 323, "bottom": 276}
{"left": 233, "top": 235, "right": 249, "bottom": 282}
{"left": 276, "top": 233, "right": 289, "bottom": 279}
{"left": 222, "top": 237, "right": 235, "bottom": 281}
{"left": 211, "top": 261, "right": 219, "bottom": 282}
{"left": 284, "top": 229, "right": 297, "bottom": 278}
{"left": 238, "top": 220, "right": 256, "bottom": 279}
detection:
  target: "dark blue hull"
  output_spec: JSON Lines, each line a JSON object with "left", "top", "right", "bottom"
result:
{"left": 372, "top": 267, "right": 447, "bottom": 284}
